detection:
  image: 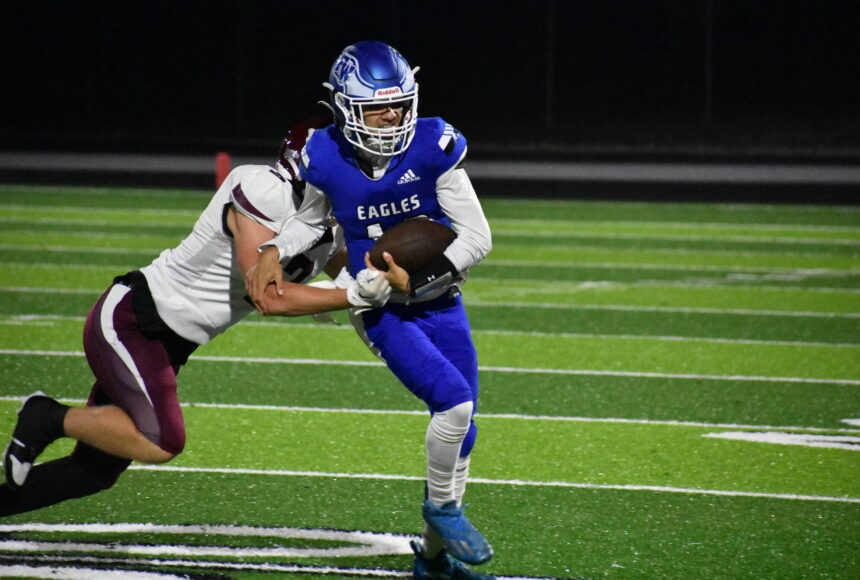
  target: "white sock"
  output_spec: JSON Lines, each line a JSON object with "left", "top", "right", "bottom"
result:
{"left": 421, "top": 455, "right": 472, "bottom": 560}
{"left": 453, "top": 454, "right": 471, "bottom": 506}
{"left": 421, "top": 525, "right": 446, "bottom": 558}
{"left": 425, "top": 401, "right": 473, "bottom": 506}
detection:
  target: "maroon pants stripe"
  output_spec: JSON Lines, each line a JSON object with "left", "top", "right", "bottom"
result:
{"left": 82, "top": 284, "right": 186, "bottom": 455}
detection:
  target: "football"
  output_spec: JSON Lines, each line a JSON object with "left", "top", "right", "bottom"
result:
{"left": 369, "top": 219, "right": 456, "bottom": 274}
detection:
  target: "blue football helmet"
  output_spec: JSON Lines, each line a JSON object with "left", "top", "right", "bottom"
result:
{"left": 325, "top": 41, "right": 419, "bottom": 156}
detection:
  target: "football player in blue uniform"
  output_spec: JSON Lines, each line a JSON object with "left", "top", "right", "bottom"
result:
{"left": 248, "top": 41, "right": 495, "bottom": 580}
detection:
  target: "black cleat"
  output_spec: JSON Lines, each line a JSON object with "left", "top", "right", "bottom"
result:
{"left": 4, "top": 392, "right": 66, "bottom": 490}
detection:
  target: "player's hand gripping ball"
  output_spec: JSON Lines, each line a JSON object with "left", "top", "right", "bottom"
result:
{"left": 369, "top": 219, "right": 456, "bottom": 274}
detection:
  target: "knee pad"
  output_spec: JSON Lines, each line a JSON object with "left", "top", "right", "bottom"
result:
{"left": 429, "top": 401, "right": 473, "bottom": 444}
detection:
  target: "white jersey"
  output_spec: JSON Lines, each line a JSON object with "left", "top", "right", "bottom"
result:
{"left": 140, "top": 164, "right": 343, "bottom": 345}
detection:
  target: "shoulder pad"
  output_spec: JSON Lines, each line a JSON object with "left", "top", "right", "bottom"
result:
{"left": 416, "top": 118, "right": 467, "bottom": 175}
{"left": 298, "top": 126, "right": 336, "bottom": 184}
{"left": 229, "top": 166, "right": 292, "bottom": 229}
{"left": 436, "top": 122, "right": 465, "bottom": 157}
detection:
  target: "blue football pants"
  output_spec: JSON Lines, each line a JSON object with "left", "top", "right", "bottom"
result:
{"left": 359, "top": 295, "right": 479, "bottom": 456}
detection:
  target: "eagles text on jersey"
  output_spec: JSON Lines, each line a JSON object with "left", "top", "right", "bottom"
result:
{"left": 300, "top": 118, "right": 467, "bottom": 277}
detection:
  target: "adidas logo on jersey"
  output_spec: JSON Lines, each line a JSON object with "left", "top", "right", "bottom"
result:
{"left": 397, "top": 169, "right": 421, "bottom": 185}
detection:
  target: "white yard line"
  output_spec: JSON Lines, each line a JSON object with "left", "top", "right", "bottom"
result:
{"left": 0, "top": 215, "right": 195, "bottom": 226}
{"left": 0, "top": 562, "right": 411, "bottom": 579}
{"left": 1, "top": 262, "right": 127, "bottom": 271}
{"left": 2, "top": 287, "right": 859, "bottom": 318}
{"left": 3, "top": 314, "right": 859, "bottom": 348}
{"left": 2, "top": 395, "right": 857, "bottom": 435}
{"left": 466, "top": 300, "right": 860, "bottom": 318}
{"left": 489, "top": 228, "right": 860, "bottom": 246}
{"left": 2, "top": 348, "right": 859, "bottom": 385}
{"left": 472, "top": 328, "right": 860, "bottom": 348}
{"left": 483, "top": 243, "right": 857, "bottom": 259}
{"left": 6, "top": 216, "right": 860, "bottom": 244}
{"left": 471, "top": 277, "right": 860, "bottom": 294}
{"left": 0, "top": 244, "right": 162, "bottom": 254}
{"left": 0, "top": 556, "right": 561, "bottom": 580}
{"left": 1, "top": 287, "right": 100, "bottom": 295}
{"left": 487, "top": 217, "right": 860, "bottom": 232}
{"left": 127, "top": 465, "right": 860, "bottom": 504}
{"left": 482, "top": 258, "right": 860, "bottom": 274}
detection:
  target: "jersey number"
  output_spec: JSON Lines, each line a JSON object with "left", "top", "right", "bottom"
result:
{"left": 282, "top": 227, "right": 335, "bottom": 283}
{"left": 283, "top": 254, "right": 314, "bottom": 283}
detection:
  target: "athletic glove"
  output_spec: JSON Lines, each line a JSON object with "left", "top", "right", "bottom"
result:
{"left": 347, "top": 268, "right": 392, "bottom": 308}
{"left": 306, "top": 267, "right": 355, "bottom": 291}
{"left": 332, "top": 266, "right": 357, "bottom": 289}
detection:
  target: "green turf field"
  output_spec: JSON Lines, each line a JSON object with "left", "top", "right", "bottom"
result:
{"left": 0, "top": 184, "right": 858, "bottom": 579}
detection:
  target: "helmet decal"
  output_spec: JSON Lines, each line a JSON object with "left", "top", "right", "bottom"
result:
{"left": 331, "top": 53, "right": 359, "bottom": 91}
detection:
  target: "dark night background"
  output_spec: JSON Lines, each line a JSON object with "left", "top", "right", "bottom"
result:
{"left": 2, "top": 0, "right": 859, "bottom": 199}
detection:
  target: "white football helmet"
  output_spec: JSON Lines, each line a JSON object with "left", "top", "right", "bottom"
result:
{"left": 325, "top": 41, "right": 419, "bottom": 156}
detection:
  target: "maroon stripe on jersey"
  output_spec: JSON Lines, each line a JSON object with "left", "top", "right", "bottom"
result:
{"left": 232, "top": 183, "right": 273, "bottom": 222}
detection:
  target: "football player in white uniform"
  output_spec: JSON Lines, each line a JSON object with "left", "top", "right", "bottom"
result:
{"left": 1, "top": 119, "right": 392, "bottom": 516}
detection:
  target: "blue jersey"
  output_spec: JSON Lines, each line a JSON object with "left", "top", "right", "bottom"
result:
{"left": 300, "top": 117, "right": 467, "bottom": 275}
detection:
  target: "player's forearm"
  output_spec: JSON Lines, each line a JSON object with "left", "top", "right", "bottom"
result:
{"left": 258, "top": 283, "right": 350, "bottom": 317}
{"left": 260, "top": 219, "right": 328, "bottom": 262}
{"left": 436, "top": 168, "right": 492, "bottom": 271}
{"left": 260, "top": 184, "right": 331, "bottom": 261}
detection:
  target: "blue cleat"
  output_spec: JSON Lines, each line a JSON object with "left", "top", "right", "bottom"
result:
{"left": 412, "top": 540, "right": 496, "bottom": 580}
{"left": 422, "top": 499, "right": 493, "bottom": 565}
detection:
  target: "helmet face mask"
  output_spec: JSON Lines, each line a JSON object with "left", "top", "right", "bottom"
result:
{"left": 327, "top": 41, "right": 419, "bottom": 156}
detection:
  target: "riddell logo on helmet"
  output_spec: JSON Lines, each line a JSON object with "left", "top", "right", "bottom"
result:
{"left": 375, "top": 87, "right": 402, "bottom": 96}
